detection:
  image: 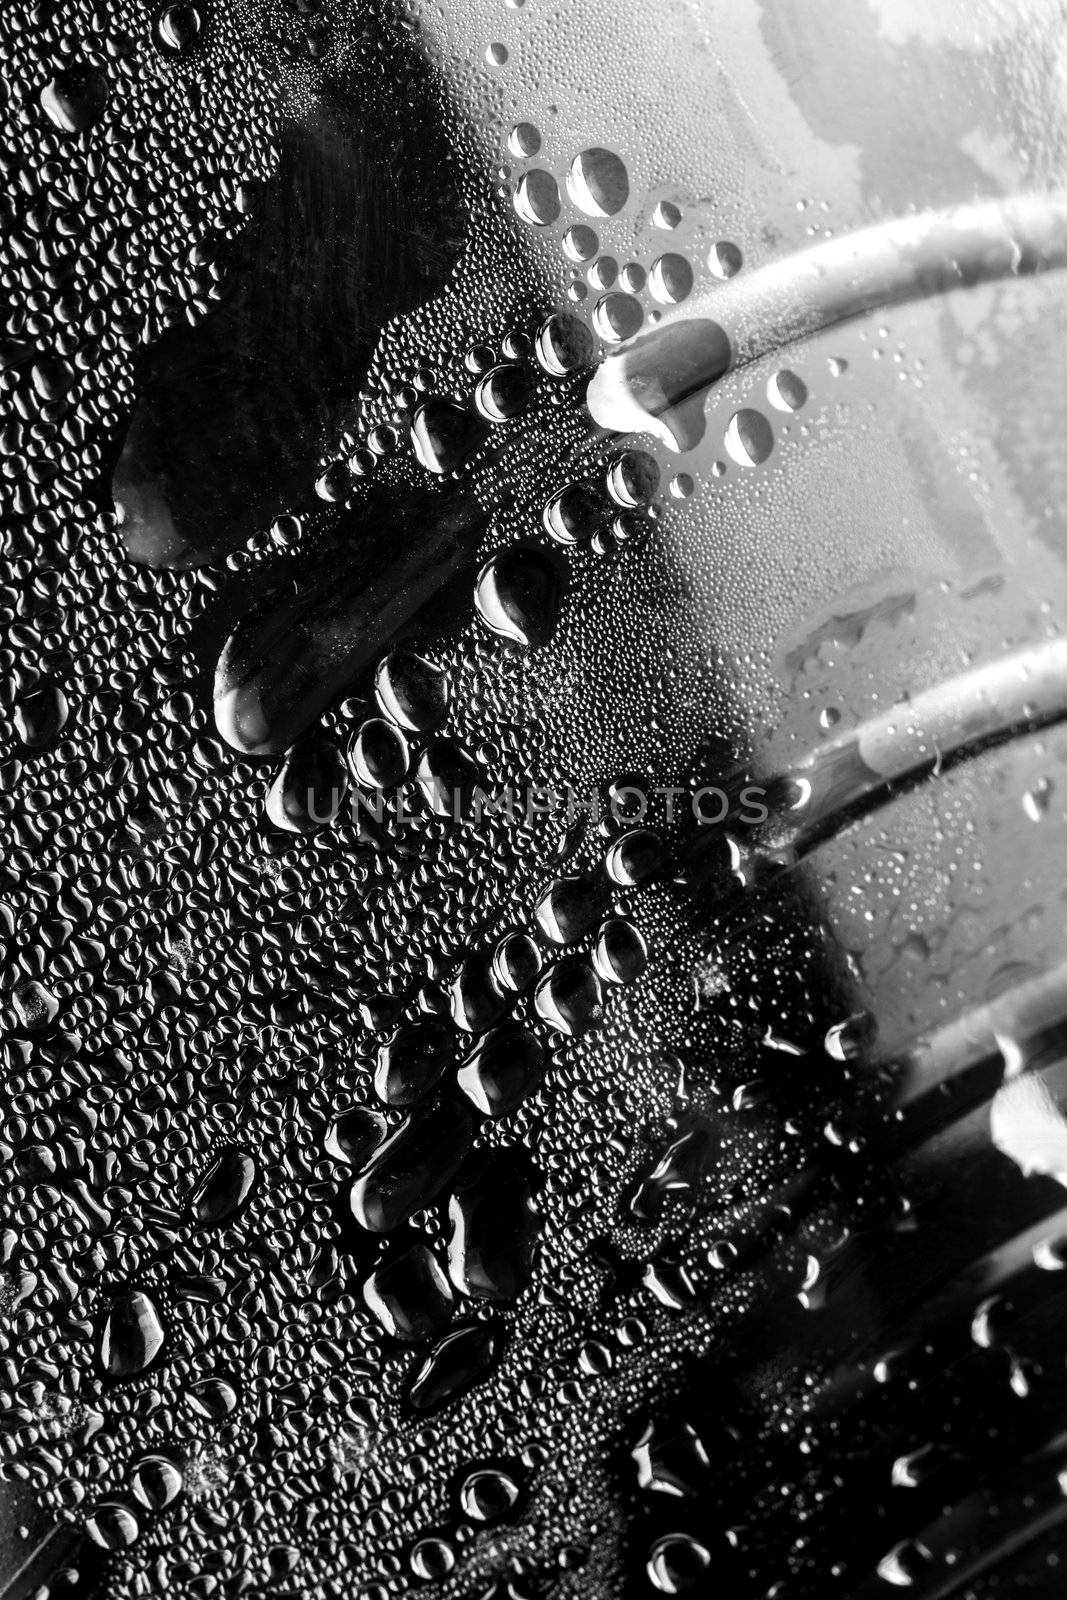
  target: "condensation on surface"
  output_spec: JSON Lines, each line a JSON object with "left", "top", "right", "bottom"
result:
{"left": 3, "top": 1, "right": 1067, "bottom": 1598}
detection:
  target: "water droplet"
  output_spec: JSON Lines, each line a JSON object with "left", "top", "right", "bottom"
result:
{"left": 185, "top": 1377, "right": 239, "bottom": 1420}
{"left": 97, "top": 1292, "right": 166, "bottom": 1379}
{"left": 131, "top": 1454, "right": 183, "bottom": 1510}
{"left": 376, "top": 1020, "right": 453, "bottom": 1106}
{"left": 543, "top": 482, "right": 606, "bottom": 545}
{"left": 86, "top": 1503, "right": 140, "bottom": 1550}
{"left": 535, "top": 312, "right": 594, "bottom": 375}
{"left": 474, "top": 363, "right": 534, "bottom": 421}
{"left": 411, "top": 397, "right": 488, "bottom": 473}
{"left": 592, "top": 291, "right": 644, "bottom": 343}
{"left": 456, "top": 1025, "right": 545, "bottom": 1117}
{"left": 877, "top": 1540, "right": 933, "bottom": 1587}
{"left": 190, "top": 1146, "right": 257, "bottom": 1225}
{"left": 507, "top": 122, "right": 541, "bottom": 157}
{"left": 410, "top": 1537, "right": 456, "bottom": 1579}
{"left": 633, "top": 1418, "right": 710, "bottom": 1497}
{"left": 534, "top": 874, "right": 608, "bottom": 943}
{"left": 534, "top": 958, "right": 603, "bottom": 1036}
{"left": 375, "top": 652, "right": 450, "bottom": 733}
{"left": 606, "top": 450, "right": 660, "bottom": 507}
{"left": 14, "top": 683, "right": 68, "bottom": 747}
{"left": 447, "top": 1150, "right": 539, "bottom": 1300}
{"left": 567, "top": 147, "right": 629, "bottom": 217}
{"left": 155, "top": 3, "right": 203, "bottom": 53}
{"left": 723, "top": 408, "right": 774, "bottom": 467}
{"left": 1022, "top": 776, "right": 1053, "bottom": 820}
{"left": 649, "top": 253, "right": 694, "bottom": 304}
{"left": 513, "top": 168, "right": 561, "bottom": 227}
{"left": 325, "top": 1106, "right": 388, "bottom": 1166}
{"left": 350, "top": 1099, "right": 473, "bottom": 1232}
{"left": 766, "top": 370, "right": 808, "bottom": 412}
{"left": 652, "top": 200, "right": 683, "bottom": 229}
{"left": 40, "top": 65, "right": 109, "bottom": 135}
{"left": 563, "top": 224, "right": 599, "bottom": 262}
{"left": 407, "top": 1319, "right": 503, "bottom": 1412}
{"left": 647, "top": 1533, "right": 712, "bottom": 1593}
{"left": 491, "top": 931, "right": 543, "bottom": 992}
{"left": 475, "top": 545, "right": 562, "bottom": 647}
{"left": 709, "top": 240, "right": 743, "bottom": 277}
{"left": 460, "top": 1467, "right": 520, "bottom": 1521}
{"left": 593, "top": 917, "right": 648, "bottom": 984}
{"left": 266, "top": 737, "right": 349, "bottom": 832}
{"left": 350, "top": 717, "right": 410, "bottom": 789}
{"left": 363, "top": 1240, "right": 453, "bottom": 1341}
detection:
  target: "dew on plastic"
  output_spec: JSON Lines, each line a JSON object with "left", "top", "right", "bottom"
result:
{"left": 567, "top": 147, "right": 629, "bottom": 217}
{"left": 708, "top": 239, "right": 743, "bottom": 277}
{"left": 592, "top": 291, "right": 644, "bottom": 343}
{"left": 508, "top": 121, "right": 542, "bottom": 157}
{"left": 513, "top": 168, "right": 562, "bottom": 226}
{"left": 724, "top": 407, "right": 774, "bottom": 466}
{"left": 767, "top": 369, "right": 809, "bottom": 411}
{"left": 563, "top": 224, "right": 599, "bottom": 261}
{"left": 649, "top": 252, "right": 695, "bottom": 304}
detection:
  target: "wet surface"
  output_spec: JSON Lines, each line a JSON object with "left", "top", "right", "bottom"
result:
{"left": 4, "top": 1, "right": 1067, "bottom": 1598}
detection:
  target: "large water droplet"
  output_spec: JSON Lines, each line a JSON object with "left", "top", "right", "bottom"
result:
{"left": 97, "top": 1291, "right": 166, "bottom": 1378}
{"left": 40, "top": 64, "right": 109, "bottom": 134}
{"left": 724, "top": 407, "right": 774, "bottom": 466}
{"left": 189, "top": 1146, "right": 257, "bottom": 1226}
{"left": 265, "top": 737, "right": 349, "bottom": 832}
{"left": 406, "top": 1319, "right": 503, "bottom": 1412}
{"left": 362, "top": 1240, "right": 454, "bottom": 1341}
{"left": 456, "top": 1025, "right": 545, "bottom": 1117}
{"left": 567, "top": 147, "right": 629, "bottom": 217}
{"left": 350, "top": 1099, "right": 473, "bottom": 1233}
{"left": 349, "top": 717, "right": 410, "bottom": 789}
{"left": 475, "top": 545, "right": 562, "bottom": 647}
{"left": 375, "top": 652, "right": 449, "bottom": 733}
{"left": 86, "top": 1503, "right": 140, "bottom": 1549}
{"left": 131, "top": 1454, "right": 183, "bottom": 1510}
{"left": 410, "top": 397, "right": 488, "bottom": 473}
{"left": 535, "top": 312, "right": 594, "bottom": 376}
{"left": 649, "top": 253, "right": 694, "bottom": 304}
{"left": 460, "top": 1467, "right": 520, "bottom": 1521}
{"left": 375, "top": 1020, "right": 453, "bottom": 1106}
{"left": 647, "top": 1533, "right": 712, "bottom": 1593}
{"left": 155, "top": 3, "right": 202, "bottom": 53}
{"left": 534, "top": 958, "right": 603, "bottom": 1036}
{"left": 14, "top": 683, "right": 68, "bottom": 748}
{"left": 513, "top": 169, "right": 561, "bottom": 227}
{"left": 325, "top": 1106, "right": 388, "bottom": 1166}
